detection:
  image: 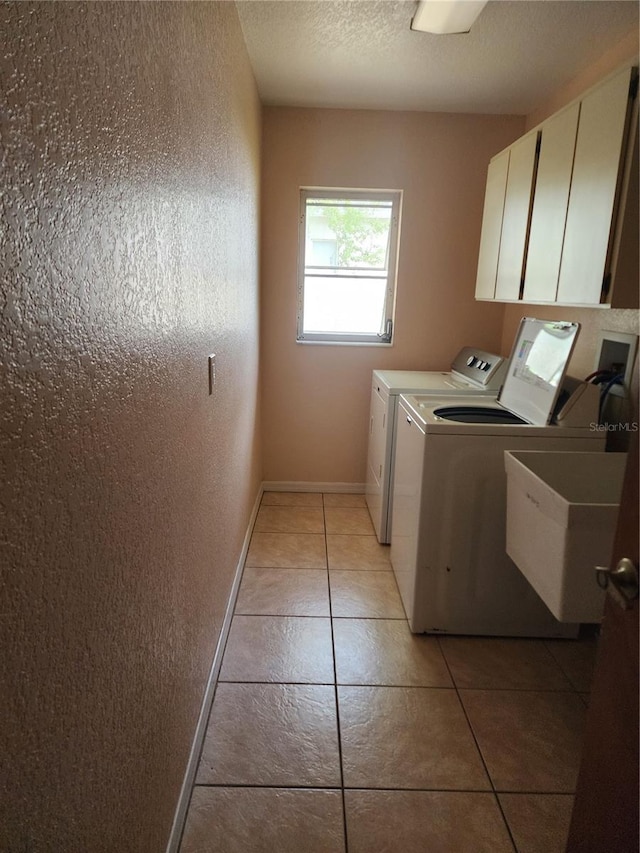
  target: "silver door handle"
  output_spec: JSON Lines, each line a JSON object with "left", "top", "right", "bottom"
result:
{"left": 595, "top": 558, "right": 639, "bottom": 609}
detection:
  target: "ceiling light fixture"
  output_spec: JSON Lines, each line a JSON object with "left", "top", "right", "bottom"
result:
{"left": 411, "top": 0, "right": 488, "bottom": 34}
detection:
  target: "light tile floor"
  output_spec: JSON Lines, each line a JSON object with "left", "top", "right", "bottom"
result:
{"left": 180, "top": 492, "right": 597, "bottom": 853}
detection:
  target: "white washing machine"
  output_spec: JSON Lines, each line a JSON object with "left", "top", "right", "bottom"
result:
{"left": 365, "top": 347, "right": 507, "bottom": 543}
{"left": 390, "top": 319, "right": 606, "bottom": 637}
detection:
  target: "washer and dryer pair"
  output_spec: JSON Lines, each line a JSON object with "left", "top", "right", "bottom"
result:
{"left": 390, "top": 319, "right": 606, "bottom": 638}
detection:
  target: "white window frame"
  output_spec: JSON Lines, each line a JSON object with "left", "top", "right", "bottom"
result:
{"left": 296, "top": 188, "right": 402, "bottom": 345}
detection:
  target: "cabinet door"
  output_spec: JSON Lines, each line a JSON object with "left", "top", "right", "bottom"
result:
{"left": 608, "top": 120, "right": 639, "bottom": 309}
{"left": 494, "top": 131, "right": 539, "bottom": 301}
{"left": 523, "top": 102, "right": 580, "bottom": 302}
{"left": 475, "top": 149, "right": 509, "bottom": 299}
{"left": 557, "top": 66, "right": 634, "bottom": 304}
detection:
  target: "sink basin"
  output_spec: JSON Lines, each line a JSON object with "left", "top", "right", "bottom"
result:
{"left": 504, "top": 450, "right": 627, "bottom": 622}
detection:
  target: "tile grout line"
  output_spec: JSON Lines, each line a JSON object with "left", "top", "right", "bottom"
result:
{"left": 175, "top": 494, "right": 264, "bottom": 852}
{"left": 227, "top": 491, "right": 377, "bottom": 849}
{"left": 190, "top": 781, "right": 577, "bottom": 795}
{"left": 323, "top": 492, "right": 350, "bottom": 853}
{"left": 543, "top": 637, "right": 596, "bottom": 696}
{"left": 436, "top": 637, "right": 519, "bottom": 853}
{"left": 188, "top": 494, "right": 336, "bottom": 844}
{"left": 215, "top": 677, "right": 585, "bottom": 693}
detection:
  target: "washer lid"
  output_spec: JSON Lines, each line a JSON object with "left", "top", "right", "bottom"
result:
{"left": 498, "top": 318, "right": 580, "bottom": 425}
{"left": 373, "top": 369, "right": 480, "bottom": 395}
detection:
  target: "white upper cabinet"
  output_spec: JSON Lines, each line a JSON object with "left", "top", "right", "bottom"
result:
{"left": 475, "top": 149, "right": 509, "bottom": 300}
{"left": 494, "top": 131, "right": 540, "bottom": 301}
{"left": 523, "top": 103, "right": 580, "bottom": 302}
{"left": 556, "top": 66, "right": 636, "bottom": 304}
{"left": 475, "top": 64, "right": 638, "bottom": 308}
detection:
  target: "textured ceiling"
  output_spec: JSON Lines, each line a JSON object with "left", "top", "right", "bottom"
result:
{"left": 236, "top": 0, "right": 639, "bottom": 114}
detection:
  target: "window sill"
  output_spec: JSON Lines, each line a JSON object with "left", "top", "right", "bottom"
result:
{"left": 295, "top": 339, "right": 394, "bottom": 347}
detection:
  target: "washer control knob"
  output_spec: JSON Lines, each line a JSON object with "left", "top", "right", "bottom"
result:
{"left": 466, "top": 356, "right": 477, "bottom": 367}
{"left": 482, "top": 362, "right": 491, "bottom": 371}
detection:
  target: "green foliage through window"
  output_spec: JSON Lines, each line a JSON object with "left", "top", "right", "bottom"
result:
{"left": 317, "top": 204, "right": 390, "bottom": 268}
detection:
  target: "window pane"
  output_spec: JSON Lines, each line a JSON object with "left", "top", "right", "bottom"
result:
{"left": 309, "top": 239, "right": 337, "bottom": 266}
{"left": 303, "top": 275, "right": 387, "bottom": 335}
{"left": 305, "top": 201, "right": 392, "bottom": 270}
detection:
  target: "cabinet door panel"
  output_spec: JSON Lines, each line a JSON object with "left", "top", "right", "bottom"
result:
{"left": 523, "top": 102, "right": 580, "bottom": 302}
{"left": 557, "top": 67, "right": 633, "bottom": 304}
{"left": 494, "top": 132, "right": 539, "bottom": 301}
{"left": 475, "top": 149, "right": 509, "bottom": 299}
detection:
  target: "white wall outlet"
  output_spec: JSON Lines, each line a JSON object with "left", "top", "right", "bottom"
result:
{"left": 208, "top": 354, "right": 216, "bottom": 394}
{"left": 594, "top": 331, "right": 638, "bottom": 399}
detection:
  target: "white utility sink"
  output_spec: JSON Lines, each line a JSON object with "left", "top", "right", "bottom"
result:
{"left": 504, "top": 450, "right": 627, "bottom": 623}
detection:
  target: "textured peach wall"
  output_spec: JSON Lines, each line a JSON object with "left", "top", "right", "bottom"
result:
{"left": 501, "top": 28, "right": 640, "bottom": 374}
{"left": 261, "top": 108, "right": 523, "bottom": 483}
{"left": 1, "top": 3, "right": 261, "bottom": 850}
{"left": 525, "top": 28, "right": 639, "bottom": 131}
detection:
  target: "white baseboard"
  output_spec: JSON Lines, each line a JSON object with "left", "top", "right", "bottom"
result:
{"left": 165, "top": 483, "right": 264, "bottom": 853}
{"left": 262, "top": 481, "right": 366, "bottom": 494}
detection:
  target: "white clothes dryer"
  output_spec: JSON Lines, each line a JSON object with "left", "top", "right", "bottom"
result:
{"left": 366, "top": 347, "right": 507, "bottom": 543}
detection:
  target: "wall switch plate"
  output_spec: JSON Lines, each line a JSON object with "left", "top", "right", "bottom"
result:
{"left": 208, "top": 354, "right": 216, "bottom": 394}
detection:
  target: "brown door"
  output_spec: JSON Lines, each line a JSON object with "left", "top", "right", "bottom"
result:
{"left": 566, "top": 428, "right": 639, "bottom": 853}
